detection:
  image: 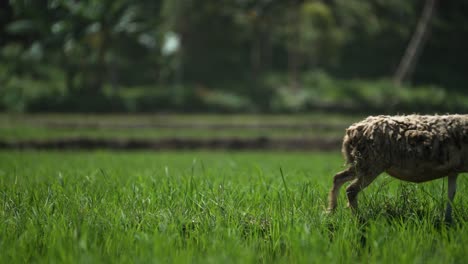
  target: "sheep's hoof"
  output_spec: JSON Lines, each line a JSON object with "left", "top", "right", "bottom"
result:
{"left": 346, "top": 203, "right": 358, "bottom": 213}
{"left": 435, "top": 218, "right": 454, "bottom": 229}
{"left": 444, "top": 216, "right": 454, "bottom": 226}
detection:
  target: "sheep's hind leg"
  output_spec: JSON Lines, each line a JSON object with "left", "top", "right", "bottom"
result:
{"left": 327, "top": 167, "right": 356, "bottom": 213}
{"left": 346, "top": 170, "right": 380, "bottom": 213}
{"left": 445, "top": 173, "right": 458, "bottom": 223}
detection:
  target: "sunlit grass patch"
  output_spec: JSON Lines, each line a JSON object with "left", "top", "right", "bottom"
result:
{"left": 0, "top": 151, "right": 466, "bottom": 263}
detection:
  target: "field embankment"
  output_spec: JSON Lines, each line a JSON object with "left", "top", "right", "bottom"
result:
{"left": 0, "top": 113, "right": 358, "bottom": 150}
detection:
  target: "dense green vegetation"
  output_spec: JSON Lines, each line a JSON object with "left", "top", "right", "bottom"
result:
{"left": 1, "top": 151, "right": 467, "bottom": 263}
{"left": 1, "top": 1, "right": 467, "bottom": 113}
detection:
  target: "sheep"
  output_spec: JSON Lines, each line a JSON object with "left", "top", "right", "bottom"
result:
{"left": 327, "top": 114, "right": 468, "bottom": 222}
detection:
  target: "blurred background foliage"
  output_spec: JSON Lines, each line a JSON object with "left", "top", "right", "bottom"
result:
{"left": 0, "top": 0, "right": 467, "bottom": 113}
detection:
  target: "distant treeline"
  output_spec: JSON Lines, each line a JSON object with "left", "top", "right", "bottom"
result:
{"left": 1, "top": 1, "right": 467, "bottom": 113}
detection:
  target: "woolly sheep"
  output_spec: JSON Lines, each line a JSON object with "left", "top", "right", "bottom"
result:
{"left": 328, "top": 114, "right": 468, "bottom": 222}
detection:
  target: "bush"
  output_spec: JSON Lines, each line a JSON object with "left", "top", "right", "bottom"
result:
{"left": 0, "top": 76, "right": 65, "bottom": 112}
{"left": 1, "top": 70, "right": 468, "bottom": 114}
{"left": 267, "top": 71, "right": 468, "bottom": 114}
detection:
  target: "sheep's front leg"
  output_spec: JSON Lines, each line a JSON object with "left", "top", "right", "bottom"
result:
{"left": 346, "top": 170, "right": 380, "bottom": 212}
{"left": 445, "top": 173, "right": 458, "bottom": 223}
{"left": 327, "top": 167, "right": 356, "bottom": 213}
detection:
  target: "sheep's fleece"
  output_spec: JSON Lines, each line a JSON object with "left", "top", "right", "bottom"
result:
{"left": 342, "top": 115, "right": 468, "bottom": 182}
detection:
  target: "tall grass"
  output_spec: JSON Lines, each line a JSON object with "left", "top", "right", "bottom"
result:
{"left": 1, "top": 151, "right": 467, "bottom": 263}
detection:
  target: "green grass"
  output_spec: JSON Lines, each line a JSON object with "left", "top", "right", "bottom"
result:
{"left": 1, "top": 151, "right": 467, "bottom": 263}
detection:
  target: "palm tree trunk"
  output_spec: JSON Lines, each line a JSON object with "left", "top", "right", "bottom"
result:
{"left": 393, "top": 0, "right": 437, "bottom": 86}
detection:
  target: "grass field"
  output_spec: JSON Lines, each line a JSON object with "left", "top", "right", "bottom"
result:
{"left": 1, "top": 151, "right": 467, "bottom": 263}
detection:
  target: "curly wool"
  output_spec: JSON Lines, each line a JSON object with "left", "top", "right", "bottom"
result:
{"left": 343, "top": 114, "right": 468, "bottom": 182}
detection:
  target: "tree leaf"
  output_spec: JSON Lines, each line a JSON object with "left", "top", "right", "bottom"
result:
{"left": 6, "top": 20, "right": 37, "bottom": 34}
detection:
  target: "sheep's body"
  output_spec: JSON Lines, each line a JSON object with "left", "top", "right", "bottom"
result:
{"left": 328, "top": 115, "right": 468, "bottom": 221}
